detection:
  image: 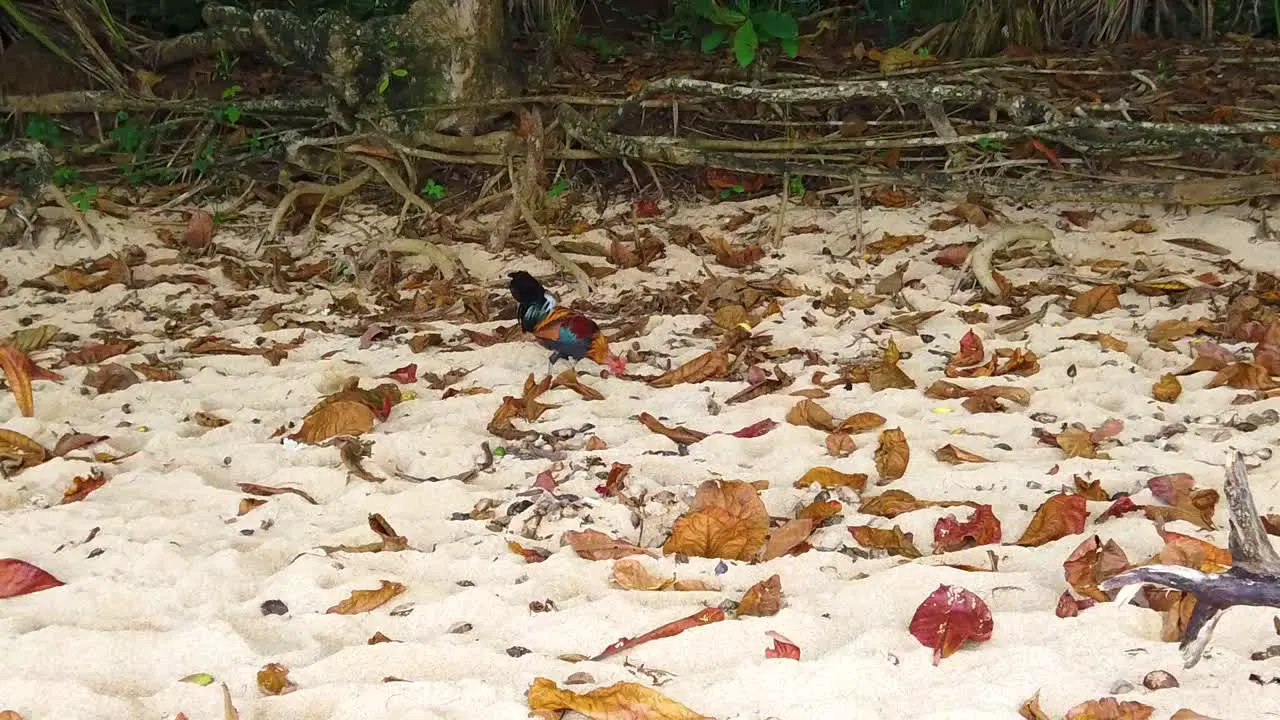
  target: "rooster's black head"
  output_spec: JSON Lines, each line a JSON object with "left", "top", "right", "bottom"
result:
{"left": 508, "top": 271, "right": 547, "bottom": 304}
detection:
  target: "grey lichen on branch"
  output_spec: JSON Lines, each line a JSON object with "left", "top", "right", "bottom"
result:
{"left": 1101, "top": 452, "right": 1280, "bottom": 669}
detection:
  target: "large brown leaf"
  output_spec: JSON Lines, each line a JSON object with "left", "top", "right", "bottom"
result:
{"left": 1070, "top": 284, "right": 1122, "bottom": 317}
{"left": 785, "top": 398, "right": 838, "bottom": 431}
{"left": 527, "top": 677, "right": 712, "bottom": 720}
{"left": 565, "top": 530, "right": 657, "bottom": 560}
{"left": 663, "top": 480, "right": 769, "bottom": 561}
{"left": 736, "top": 574, "right": 782, "bottom": 617}
{"left": 648, "top": 349, "right": 730, "bottom": 388}
{"left": 848, "top": 525, "right": 922, "bottom": 558}
{"left": 1014, "top": 494, "right": 1087, "bottom": 546}
{"left": 0, "top": 344, "right": 63, "bottom": 417}
{"left": 289, "top": 400, "right": 377, "bottom": 445}
{"left": 1063, "top": 535, "right": 1130, "bottom": 602}
{"left": 325, "top": 580, "right": 405, "bottom": 614}
{"left": 793, "top": 466, "right": 867, "bottom": 490}
{"left": 874, "top": 428, "right": 909, "bottom": 484}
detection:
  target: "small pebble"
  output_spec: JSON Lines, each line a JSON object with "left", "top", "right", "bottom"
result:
{"left": 448, "top": 622, "right": 473, "bottom": 634}
{"left": 260, "top": 599, "right": 289, "bottom": 616}
{"left": 506, "top": 646, "right": 531, "bottom": 658}
{"left": 1109, "top": 680, "right": 1135, "bottom": 694}
{"left": 1143, "top": 670, "right": 1179, "bottom": 690}
{"left": 565, "top": 672, "right": 595, "bottom": 685}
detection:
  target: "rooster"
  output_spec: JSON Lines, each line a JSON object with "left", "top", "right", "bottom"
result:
{"left": 508, "top": 271, "right": 624, "bottom": 374}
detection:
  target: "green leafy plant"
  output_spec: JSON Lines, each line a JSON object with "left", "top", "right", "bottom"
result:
{"left": 420, "top": 178, "right": 447, "bottom": 200}
{"left": 694, "top": 0, "right": 799, "bottom": 67}
{"left": 110, "top": 112, "right": 146, "bottom": 155}
{"left": 192, "top": 140, "right": 218, "bottom": 176}
{"left": 976, "top": 136, "right": 1004, "bottom": 151}
{"left": 546, "top": 178, "right": 571, "bottom": 200}
{"left": 52, "top": 166, "right": 80, "bottom": 187}
{"left": 68, "top": 185, "right": 98, "bottom": 211}
{"left": 214, "top": 85, "right": 243, "bottom": 125}
{"left": 24, "top": 115, "right": 64, "bottom": 147}
{"left": 377, "top": 67, "right": 409, "bottom": 95}
{"left": 718, "top": 183, "right": 746, "bottom": 199}
{"left": 214, "top": 48, "right": 239, "bottom": 80}
{"left": 788, "top": 175, "right": 805, "bottom": 195}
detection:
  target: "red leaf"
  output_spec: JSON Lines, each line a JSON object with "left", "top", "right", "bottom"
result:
{"left": 952, "top": 329, "right": 985, "bottom": 367}
{"left": 532, "top": 469, "right": 558, "bottom": 492}
{"left": 764, "top": 630, "right": 800, "bottom": 660}
{"left": 730, "top": 419, "right": 778, "bottom": 438}
{"left": 1147, "top": 473, "right": 1194, "bottom": 505}
{"left": 1055, "top": 591, "right": 1096, "bottom": 618}
{"left": 1097, "top": 495, "right": 1141, "bottom": 522}
{"left": 592, "top": 607, "right": 725, "bottom": 661}
{"left": 386, "top": 364, "right": 417, "bottom": 384}
{"left": 908, "top": 584, "right": 993, "bottom": 665}
{"left": 1029, "top": 137, "right": 1064, "bottom": 170}
{"left": 632, "top": 197, "right": 661, "bottom": 218}
{"left": 0, "top": 558, "right": 64, "bottom": 599}
{"left": 933, "top": 243, "right": 973, "bottom": 267}
{"left": 933, "top": 505, "right": 1003, "bottom": 552}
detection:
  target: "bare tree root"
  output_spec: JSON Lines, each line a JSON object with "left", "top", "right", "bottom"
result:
{"left": 488, "top": 157, "right": 525, "bottom": 253}
{"left": 45, "top": 184, "right": 101, "bottom": 247}
{"left": 515, "top": 187, "right": 593, "bottom": 297}
{"left": 267, "top": 169, "right": 374, "bottom": 243}
{"left": 347, "top": 154, "right": 457, "bottom": 280}
{"left": 962, "top": 223, "right": 1054, "bottom": 298}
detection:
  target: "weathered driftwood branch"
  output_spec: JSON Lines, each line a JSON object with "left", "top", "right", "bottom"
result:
{"left": 1101, "top": 452, "right": 1280, "bottom": 669}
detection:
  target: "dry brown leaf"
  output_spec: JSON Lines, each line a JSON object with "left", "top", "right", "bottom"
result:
{"left": 934, "top": 444, "right": 990, "bottom": 464}
{"left": 182, "top": 210, "right": 215, "bottom": 251}
{"left": 849, "top": 524, "right": 922, "bottom": 558}
{"left": 237, "top": 482, "right": 319, "bottom": 505}
{"left": 1015, "top": 494, "right": 1087, "bottom": 547}
{"left": 256, "top": 663, "right": 296, "bottom": 696}
{"left": 838, "top": 411, "right": 887, "bottom": 433}
{"left": 0, "top": 711, "right": 25, "bottom": 720}
{"left": 874, "top": 428, "right": 909, "bottom": 484}
{"left": 611, "top": 559, "right": 672, "bottom": 591}
{"left": 290, "top": 400, "right": 377, "bottom": 445}
{"left": 706, "top": 234, "right": 764, "bottom": 269}
{"left": 648, "top": 349, "right": 730, "bottom": 388}
{"left": 1153, "top": 373, "right": 1182, "bottom": 402}
{"left": 60, "top": 469, "right": 107, "bottom": 504}
{"left": 760, "top": 518, "right": 817, "bottom": 561}
{"left": 1169, "top": 710, "right": 1223, "bottom": 720}
{"left": 325, "top": 580, "right": 406, "bottom": 614}
{"left": 1019, "top": 693, "right": 1051, "bottom": 720}
{"left": 552, "top": 368, "right": 604, "bottom": 400}
{"left": 0, "top": 429, "right": 48, "bottom": 471}
{"left": 1205, "top": 362, "right": 1280, "bottom": 391}
{"left": 1147, "top": 318, "right": 1217, "bottom": 345}
{"left": 663, "top": 480, "right": 769, "bottom": 560}
{"left": 1064, "top": 535, "right": 1130, "bottom": 602}
{"left": 736, "top": 574, "right": 782, "bottom": 617}
{"left": 859, "top": 489, "right": 970, "bottom": 518}
{"left": 528, "top": 677, "right": 711, "bottom": 720}
{"left": 0, "top": 344, "right": 62, "bottom": 417}
{"left": 1064, "top": 697, "right": 1154, "bottom": 720}
{"left": 638, "top": 412, "right": 709, "bottom": 445}
{"left": 785, "top": 398, "right": 838, "bottom": 431}
{"left": 1071, "top": 285, "right": 1122, "bottom": 317}
{"left": 794, "top": 466, "right": 867, "bottom": 490}
{"left": 825, "top": 431, "right": 857, "bottom": 457}
{"left": 565, "top": 529, "right": 657, "bottom": 560}
{"left": 796, "top": 499, "right": 842, "bottom": 525}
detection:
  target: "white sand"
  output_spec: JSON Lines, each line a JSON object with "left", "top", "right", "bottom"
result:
{"left": 2, "top": 196, "right": 1279, "bottom": 720}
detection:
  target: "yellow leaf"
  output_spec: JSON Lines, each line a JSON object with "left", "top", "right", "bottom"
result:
{"left": 527, "top": 677, "right": 712, "bottom": 720}
{"left": 325, "top": 580, "right": 406, "bottom": 614}
{"left": 793, "top": 466, "right": 867, "bottom": 489}
{"left": 785, "top": 398, "right": 838, "bottom": 431}
{"left": 0, "top": 428, "right": 48, "bottom": 470}
{"left": 1153, "top": 373, "right": 1182, "bottom": 402}
{"left": 848, "top": 525, "right": 922, "bottom": 558}
{"left": 256, "top": 663, "right": 297, "bottom": 696}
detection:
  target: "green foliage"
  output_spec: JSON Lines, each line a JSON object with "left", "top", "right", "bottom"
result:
{"left": 576, "top": 33, "right": 624, "bottom": 59}
{"left": 788, "top": 175, "right": 805, "bottom": 195}
{"left": 67, "top": 185, "right": 98, "bottom": 211}
{"left": 215, "top": 85, "right": 243, "bottom": 125}
{"left": 420, "top": 178, "right": 447, "bottom": 200}
{"left": 110, "top": 111, "right": 146, "bottom": 154}
{"left": 213, "top": 48, "right": 238, "bottom": 80}
{"left": 692, "top": 0, "right": 799, "bottom": 67}
{"left": 377, "top": 67, "right": 409, "bottom": 95}
{"left": 52, "top": 165, "right": 79, "bottom": 187}
{"left": 192, "top": 140, "right": 218, "bottom": 176}
{"left": 546, "top": 178, "right": 571, "bottom": 200}
{"left": 24, "top": 115, "right": 63, "bottom": 147}
{"left": 718, "top": 183, "right": 746, "bottom": 199}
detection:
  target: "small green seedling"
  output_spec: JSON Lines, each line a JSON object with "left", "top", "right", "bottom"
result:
{"left": 718, "top": 183, "right": 746, "bottom": 199}
{"left": 68, "top": 185, "right": 98, "bottom": 211}
{"left": 694, "top": 0, "right": 800, "bottom": 68}
{"left": 546, "top": 178, "right": 571, "bottom": 200}
{"left": 420, "top": 179, "right": 447, "bottom": 201}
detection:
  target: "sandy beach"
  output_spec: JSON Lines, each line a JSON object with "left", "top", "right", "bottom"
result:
{"left": 2, "top": 194, "right": 1279, "bottom": 720}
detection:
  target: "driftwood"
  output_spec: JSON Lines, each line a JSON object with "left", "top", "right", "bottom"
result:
{"left": 1102, "top": 452, "right": 1280, "bottom": 669}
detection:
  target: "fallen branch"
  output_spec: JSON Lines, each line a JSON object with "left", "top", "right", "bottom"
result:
{"left": 1101, "top": 452, "right": 1280, "bottom": 669}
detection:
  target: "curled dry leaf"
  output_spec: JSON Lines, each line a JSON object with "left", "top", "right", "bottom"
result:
{"left": 256, "top": 663, "right": 297, "bottom": 696}
{"left": 83, "top": 363, "right": 142, "bottom": 394}
{"left": 786, "top": 398, "right": 838, "bottom": 431}
{"left": 60, "top": 469, "right": 107, "bottom": 504}
{"left": 1019, "top": 693, "right": 1052, "bottom": 720}
{"left": 565, "top": 529, "right": 657, "bottom": 560}
{"left": 706, "top": 234, "right": 764, "bottom": 269}
{"left": 0, "top": 558, "right": 64, "bottom": 599}
{"left": 737, "top": 574, "right": 782, "bottom": 617}
{"left": 909, "top": 584, "right": 993, "bottom": 665}
{"left": 934, "top": 444, "right": 990, "bottom": 464}
{"left": 760, "top": 518, "right": 817, "bottom": 561}
{"left": 1070, "top": 284, "right": 1122, "bottom": 317}
{"left": 1015, "top": 494, "right": 1087, "bottom": 547}
{"left": 1064, "top": 698, "right": 1154, "bottom": 720}
{"left": 0, "top": 429, "right": 48, "bottom": 471}
{"left": 0, "top": 344, "right": 63, "bottom": 417}
{"left": 874, "top": 428, "right": 909, "bottom": 484}
{"left": 950, "top": 329, "right": 985, "bottom": 369}
{"left": 1063, "top": 535, "right": 1130, "bottom": 602}
{"left": 860, "top": 489, "right": 971, "bottom": 518}
{"left": 611, "top": 559, "right": 716, "bottom": 591}
{"left": 849, "top": 525, "right": 922, "bottom": 558}
{"left": 663, "top": 480, "right": 769, "bottom": 561}
{"left": 794, "top": 466, "right": 867, "bottom": 490}
{"left": 527, "top": 677, "right": 712, "bottom": 720}
{"left": 325, "top": 580, "right": 406, "bottom": 615}
{"left": 552, "top": 368, "right": 604, "bottom": 400}
{"left": 839, "top": 411, "right": 887, "bottom": 433}
{"left": 182, "top": 209, "right": 215, "bottom": 251}
{"left": 826, "top": 431, "right": 857, "bottom": 457}
{"left": 1157, "top": 531, "right": 1231, "bottom": 572}
{"left": 764, "top": 631, "right": 801, "bottom": 660}
{"left": 933, "top": 505, "right": 1002, "bottom": 553}
{"left": 290, "top": 400, "right": 377, "bottom": 445}
{"left": 648, "top": 348, "right": 730, "bottom": 388}
{"left": 1153, "top": 373, "right": 1182, "bottom": 402}
{"left": 868, "top": 338, "right": 916, "bottom": 390}
{"left": 797, "top": 499, "right": 842, "bottom": 525}
{"left": 510, "top": 541, "right": 552, "bottom": 563}
{"left": 1206, "top": 361, "right": 1280, "bottom": 391}
{"left": 592, "top": 607, "right": 725, "bottom": 661}
{"left": 638, "top": 412, "right": 708, "bottom": 445}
